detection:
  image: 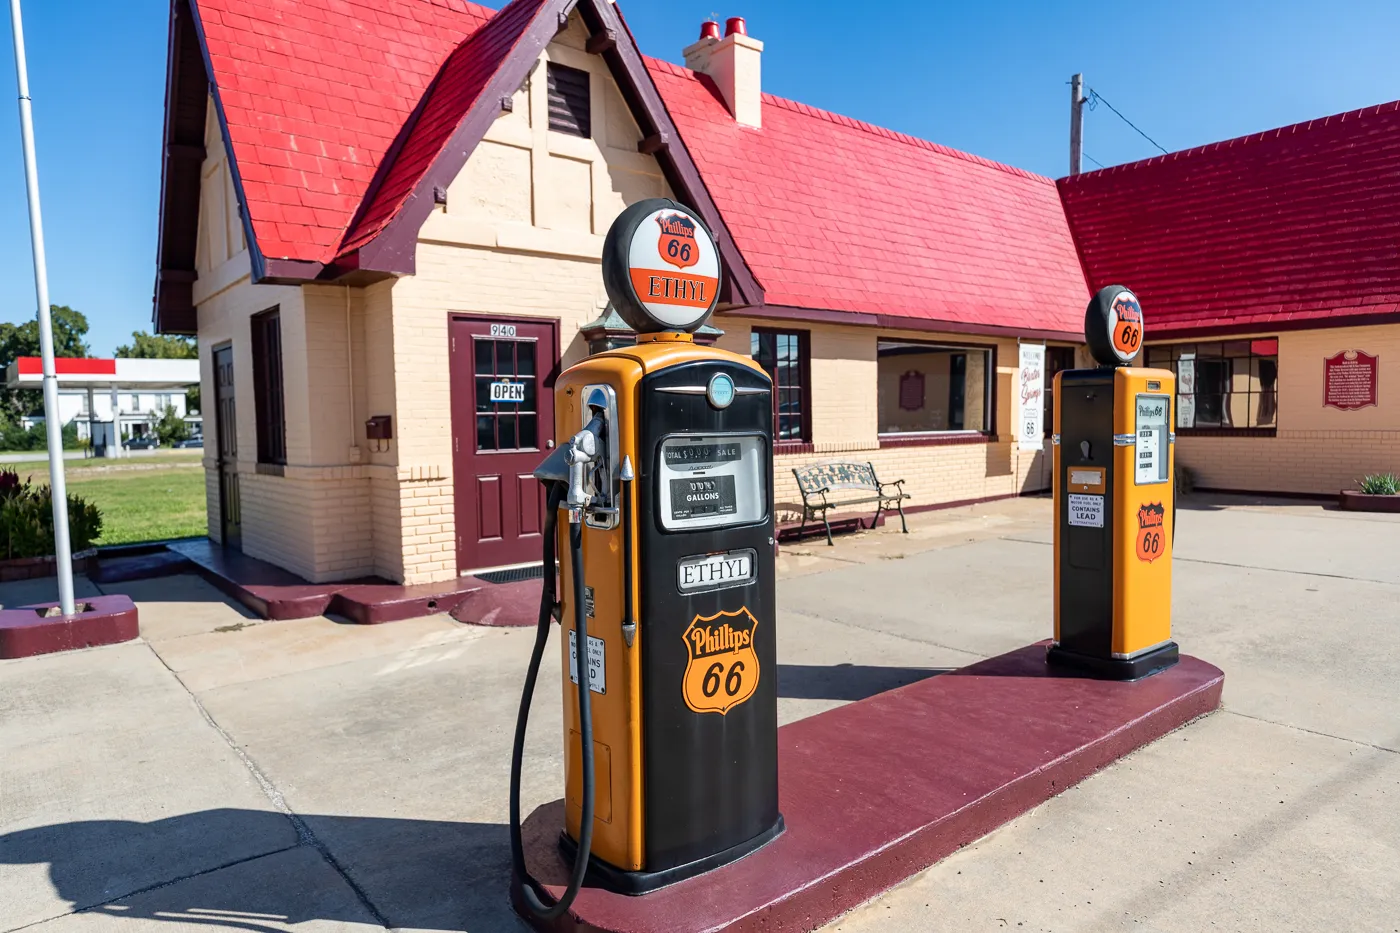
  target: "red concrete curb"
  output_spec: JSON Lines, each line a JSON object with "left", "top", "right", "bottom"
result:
{"left": 515, "top": 644, "right": 1224, "bottom": 933}
{"left": 0, "top": 595, "right": 140, "bottom": 660}
{"left": 451, "top": 577, "right": 543, "bottom": 627}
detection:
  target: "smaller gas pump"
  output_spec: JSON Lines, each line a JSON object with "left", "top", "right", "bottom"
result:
{"left": 1049, "top": 285, "right": 1179, "bottom": 680}
{"left": 510, "top": 199, "right": 781, "bottom": 919}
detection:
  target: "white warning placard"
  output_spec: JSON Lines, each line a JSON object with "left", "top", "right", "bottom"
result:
{"left": 1068, "top": 494, "right": 1105, "bottom": 528}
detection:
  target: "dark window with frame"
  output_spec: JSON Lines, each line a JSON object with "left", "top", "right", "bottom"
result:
{"left": 546, "top": 63, "right": 591, "bottom": 138}
{"left": 750, "top": 329, "right": 810, "bottom": 444}
{"left": 877, "top": 339, "right": 993, "bottom": 434}
{"left": 251, "top": 308, "right": 287, "bottom": 464}
{"left": 1043, "top": 345, "right": 1077, "bottom": 434}
{"left": 1144, "top": 338, "right": 1279, "bottom": 431}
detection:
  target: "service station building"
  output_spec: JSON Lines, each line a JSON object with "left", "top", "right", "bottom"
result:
{"left": 154, "top": 0, "right": 1400, "bottom": 585}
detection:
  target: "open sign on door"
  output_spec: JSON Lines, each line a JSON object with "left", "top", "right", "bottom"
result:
{"left": 489, "top": 382, "right": 526, "bottom": 403}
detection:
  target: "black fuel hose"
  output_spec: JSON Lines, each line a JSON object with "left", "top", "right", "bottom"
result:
{"left": 509, "top": 483, "right": 596, "bottom": 919}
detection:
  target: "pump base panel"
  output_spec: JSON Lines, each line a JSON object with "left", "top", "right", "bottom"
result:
{"left": 1046, "top": 640, "right": 1180, "bottom": 681}
{"left": 512, "top": 642, "right": 1223, "bottom": 933}
{"left": 558, "top": 815, "right": 785, "bottom": 895}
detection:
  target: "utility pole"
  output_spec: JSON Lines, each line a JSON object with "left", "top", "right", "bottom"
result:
{"left": 1069, "top": 73, "right": 1085, "bottom": 176}
{"left": 9, "top": 0, "right": 76, "bottom": 615}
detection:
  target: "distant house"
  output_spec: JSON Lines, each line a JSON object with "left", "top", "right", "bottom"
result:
{"left": 153, "top": 0, "right": 1398, "bottom": 584}
{"left": 6, "top": 357, "right": 201, "bottom": 449}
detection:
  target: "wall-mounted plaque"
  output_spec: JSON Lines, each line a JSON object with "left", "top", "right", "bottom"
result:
{"left": 1323, "top": 350, "right": 1378, "bottom": 411}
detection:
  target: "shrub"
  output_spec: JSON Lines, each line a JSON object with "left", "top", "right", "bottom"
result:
{"left": 1357, "top": 473, "right": 1400, "bottom": 496}
{"left": 0, "top": 470, "right": 104, "bottom": 559}
{"left": 154, "top": 404, "right": 189, "bottom": 446}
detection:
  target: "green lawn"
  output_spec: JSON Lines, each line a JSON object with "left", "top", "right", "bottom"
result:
{"left": 61, "top": 466, "right": 207, "bottom": 546}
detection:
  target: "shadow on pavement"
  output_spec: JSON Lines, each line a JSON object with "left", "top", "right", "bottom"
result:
{"left": 777, "top": 663, "right": 948, "bottom": 701}
{"left": 0, "top": 810, "right": 521, "bottom": 932}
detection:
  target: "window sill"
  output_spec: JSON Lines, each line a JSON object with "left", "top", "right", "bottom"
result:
{"left": 255, "top": 462, "right": 286, "bottom": 476}
{"left": 1175, "top": 427, "right": 1277, "bottom": 438}
{"left": 878, "top": 432, "right": 991, "bottom": 449}
{"left": 773, "top": 441, "right": 815, "bottom": 456}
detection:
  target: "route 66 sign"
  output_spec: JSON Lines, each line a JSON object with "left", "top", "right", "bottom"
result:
{"left": 656, "top": 212, "right": 700, "bottom": 269}
{"left": 681, "top": 607, "right": 760, "bottom": 715}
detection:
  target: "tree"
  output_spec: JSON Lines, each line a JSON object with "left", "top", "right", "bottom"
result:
{"left": 153, "top": 404, "right": 189, "bottom": 446}
{"left": 0, "top": 305, "right": 90, "bottom": 419}
{"left": 0, "top": 305, "right": 91, "bottom": 363}
{"left": 115, "top": 331, "right": 197, "bottom": 359}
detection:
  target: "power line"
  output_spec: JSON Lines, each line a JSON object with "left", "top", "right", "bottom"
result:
{"left": 1086, "top": 88, "right": 1168, "bottom": 155}
{"left": 1083, "top": 152, "right": 1106, "bottom": 169}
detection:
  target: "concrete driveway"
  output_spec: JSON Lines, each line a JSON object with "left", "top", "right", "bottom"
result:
{"left": 2, "top": 495, "right": 1397, "bottom": 932}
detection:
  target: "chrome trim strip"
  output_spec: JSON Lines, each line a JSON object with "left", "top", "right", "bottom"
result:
{"left": 1111, "top": 639, "right": 1175, "bottom": 660}
{"left": 1113, "top": 433, "right": 1136, "bottom": 446}
{"left": 655, "top": 385, "right": 769, "bottom": 396}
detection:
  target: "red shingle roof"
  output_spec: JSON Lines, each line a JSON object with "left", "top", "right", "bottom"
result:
{"left": 339, "top": 0, "right": 547, "bottom": 254}
{"left": 646, "top": 58, "right": 1090, "bottom": 336}
{"left": 195, "top": 0, "right": 495, "bottom": 264}
{"left": 1059, "top": 101, "right": 1400, "bottom": 338}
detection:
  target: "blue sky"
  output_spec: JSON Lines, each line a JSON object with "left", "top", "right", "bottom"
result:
{"left": 3, "top": 0, "right": 1400, "bottom": 356}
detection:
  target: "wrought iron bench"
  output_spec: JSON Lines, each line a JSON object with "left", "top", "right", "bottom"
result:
{"left": 791, "top": 461, "right": 910, "bottom": 546}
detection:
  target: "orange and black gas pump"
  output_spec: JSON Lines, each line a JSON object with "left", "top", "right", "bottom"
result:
{"left": 1049, "top": 285, "right": 1179, "bottom": 680}
{"left": 509, "top": 199, "right": 782, "bottom": 918}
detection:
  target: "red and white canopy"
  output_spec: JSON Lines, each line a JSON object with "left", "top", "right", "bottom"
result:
{"left": 5, "top": 357, "right": 199, "bottom": 389}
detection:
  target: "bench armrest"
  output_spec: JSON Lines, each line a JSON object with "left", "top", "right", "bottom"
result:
{"left": 877, "top": 478, "right": 905, "bottom": 490}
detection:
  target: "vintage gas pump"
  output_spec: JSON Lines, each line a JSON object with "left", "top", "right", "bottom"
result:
{"left": 509, "top": 199, "right": 781, "bottom": 916}
{"left": 1049, "top": 285, "right": 1179, "bottom": 680}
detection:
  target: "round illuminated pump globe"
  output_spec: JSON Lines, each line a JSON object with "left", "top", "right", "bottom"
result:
{"left": 1084, "top": 284, "right": 1145, "bottom": 367}
{"left": 601, "top": 198, "right": 723, "bottom": 334}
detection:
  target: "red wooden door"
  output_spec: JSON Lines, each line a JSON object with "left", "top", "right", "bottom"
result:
{"left": 450, "top": 316, "right": 558, "bottom": 573}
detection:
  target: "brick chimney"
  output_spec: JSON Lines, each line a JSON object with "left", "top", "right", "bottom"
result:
{"left": 683, "top": 17, "right": 763, "bottom": 128}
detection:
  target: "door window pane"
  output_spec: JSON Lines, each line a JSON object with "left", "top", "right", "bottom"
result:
{"left": 472, "top": 337, "right": 540, "bottom": 452}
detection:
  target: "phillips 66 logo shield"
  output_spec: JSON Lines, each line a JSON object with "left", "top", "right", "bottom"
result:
{"left": 656, "top": 213, "right": 700, "bottom": 270}
{"left": 1110, "top": 292, "right": 1144, "bottom": 360}
{"left": 1136, "top": 502, "right": 1167, "bottom": 563}
{"left": 681, "top": 607, "right": 760, "bottom": 715}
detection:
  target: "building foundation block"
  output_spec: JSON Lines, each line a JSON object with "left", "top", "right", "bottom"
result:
{"left": 0, "top": 595, "right": 139, "bottom": 659}
{"left": 514, "top": 643, "right": 1223, "bottom": 933}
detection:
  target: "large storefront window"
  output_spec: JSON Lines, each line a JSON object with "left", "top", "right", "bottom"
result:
{"left": 877, "top": 340, "right": 992, "bottom": 435}
{"left": 1145, "top": 339, "right": 1279, "bottom": 430}
{"left": 751, "top": 328, "right": 810, "bottom": 444}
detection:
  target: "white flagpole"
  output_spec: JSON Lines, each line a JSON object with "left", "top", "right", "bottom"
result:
{"left": 9, "top": 0, "right": 75, "bottom": 615}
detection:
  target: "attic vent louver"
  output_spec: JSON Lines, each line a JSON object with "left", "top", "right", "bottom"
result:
{"left": 546, "top": 62, "right": 590, "bottom": 138}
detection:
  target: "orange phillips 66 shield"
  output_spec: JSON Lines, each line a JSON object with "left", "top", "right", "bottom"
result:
{"left": 681, "top": 607, "right": 761, "bottom": 714}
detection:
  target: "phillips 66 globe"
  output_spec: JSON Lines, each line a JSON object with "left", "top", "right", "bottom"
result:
{"left": 601, "top": 198, "right": 723, "bottom": 334}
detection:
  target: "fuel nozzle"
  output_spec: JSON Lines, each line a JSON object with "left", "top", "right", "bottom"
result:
{"left": 565, "top": 416, "right": 606, "bottom": 522}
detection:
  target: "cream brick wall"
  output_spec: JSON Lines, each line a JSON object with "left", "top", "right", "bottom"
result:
{"left": 374, "top": 17, "right": 675, "bottom": 583}
{"left": 1170, "top": 324, "right": 1400, "bottom": 494}
{"left": 191, "top": 16, "right": 1068, "bottom": 583}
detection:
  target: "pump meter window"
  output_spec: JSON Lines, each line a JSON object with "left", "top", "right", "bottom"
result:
{"left": 658, "top": 435, "right": 767, "bottom": 530}
{"left": 1135, "top": 394, "right": 1170, "bottom": 485}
